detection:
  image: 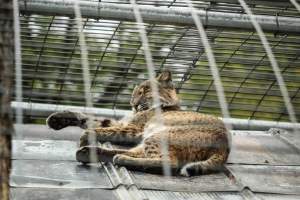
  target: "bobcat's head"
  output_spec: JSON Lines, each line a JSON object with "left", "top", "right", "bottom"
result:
{"left": 130, "top": 70, "right": 180, "bottom": 113}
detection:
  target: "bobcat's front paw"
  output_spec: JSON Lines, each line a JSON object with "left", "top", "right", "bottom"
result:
{"left": 80, "top": 130, "right": 98, "bottom": 147}
{"left": 180, "top": 163, "right": 202, "bottom": 177}
{"left": 46, "top": 111, "right": 86, "bottom": 130}
{"left": 76, "top": 146, "right": 93, "bottom": 164}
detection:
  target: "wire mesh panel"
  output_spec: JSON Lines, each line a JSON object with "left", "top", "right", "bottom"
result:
{"left": 7, "top": 1, "right": 300, "bottom": 200}
{"left": 14, "top": 0, "right": 300, "bottom": 123}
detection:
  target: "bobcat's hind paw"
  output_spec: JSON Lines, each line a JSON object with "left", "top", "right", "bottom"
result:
{"left": 46, "top": 111, "right": 86, "bottom": 130}
{"left": 180, "top": 163, "right": 202, "bottom": 177}
{"left": 113, "top": 154, "right": 128, "bottom": 165}
{"left": 76, "top": 146, "right": 114, "bottom": 164}
{"left": 179, "top": 166, "right": 191, "bottom": 177}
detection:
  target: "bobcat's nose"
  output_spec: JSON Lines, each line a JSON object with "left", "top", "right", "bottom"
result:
{"left": 130, "top": 99, "right": 136, "bottom": 110}
{"left": 133, "top": 104, "right": 139, "bottom": 112}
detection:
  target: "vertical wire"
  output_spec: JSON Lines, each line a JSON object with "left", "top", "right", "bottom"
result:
{"left": 183, "top": 0, "right": 232, "bottom": 145}
{"left": 129, "top": 0, "right": 171, "bottom": 176}
{"left": 290, "top": 0, "right": 300, "bottom": 12}
{"left": 91, "top": 21, "right": 122, "bottom": 88}
{"left": 112, "top": 24, "right": 156, "bottom": 111}
{"left": 237, "top": 0, "right": 298, "bottom": 128}
{"left": 27, "top": 16, "right": 55, "bottom": 107}
{"left": 13, "top": 0, "right": 23, "bottom": 138}
{"left": 73, "top": 2, "right": 93, "bottom": 108}
{"left": 73, "top": 0, "right": 98, "bottom": 168}
{"left": 56, "top": 19, "right": 88, "bottom": 107}
{"left": 235, "top": 35, "right": 287, "bottom": 119}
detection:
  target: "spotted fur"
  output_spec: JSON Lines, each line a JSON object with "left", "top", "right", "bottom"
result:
{"left": 47, "top": 70, "right": 230, "bottom": 176}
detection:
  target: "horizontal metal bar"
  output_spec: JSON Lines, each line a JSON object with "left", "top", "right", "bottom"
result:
{"left": 11, "top": 101, "right": 300, "bottom": 130}
{"left": 222, "top": 118, "right": 300, "bottom": 131}
{"left": 19, "top": 0, "right": 300, "bottom": 33}
{"left": 199, "top": 0, "right": 292, "bottom": 7}
{"left": 11, "top": 101, "right": 131, "bottom": 119}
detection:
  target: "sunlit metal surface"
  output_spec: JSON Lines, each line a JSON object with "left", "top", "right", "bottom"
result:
{"left": 10, "top": 125, "right": 300, "bottom": 198}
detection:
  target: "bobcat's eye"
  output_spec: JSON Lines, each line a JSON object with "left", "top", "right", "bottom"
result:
{"left": 144, "top": 85, "right": 150, "bottom": 92}
{"left": 138, "top": 89, "right": 143, "bottom": 95}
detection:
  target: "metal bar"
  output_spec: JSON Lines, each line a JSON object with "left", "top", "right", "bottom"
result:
{"left": 11, "top": 101, "right": 131, "bottom": 119}
{"left": 222, "top": 117, "right": 300, "bottom": 131}
{"left": 198, "top": 0, "right": 293, "bottom": 7}
{"left": 19, "top": 0, "right": 300, "bottom": 33}
{"left": 11, "top": 101, "right": 300, "bottom": 130}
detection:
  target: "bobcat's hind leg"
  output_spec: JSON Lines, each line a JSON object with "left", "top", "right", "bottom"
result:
{"left": 112, "top": 134, "right": 179, "bottom": 174}
{"left": 113, "top": 154, "right": 179, "bottom": 175}
{"left": 76, "top": 145, "right": 144, "bottom": 164}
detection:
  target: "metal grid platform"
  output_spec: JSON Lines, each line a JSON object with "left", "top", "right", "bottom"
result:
{"left": 10, "top": 125, "right": 300, "bottom": 199}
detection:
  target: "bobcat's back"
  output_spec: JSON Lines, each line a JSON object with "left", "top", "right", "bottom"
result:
{"left": 129, "top": 70, "right": 229, "bottom": 174}
{"left": 139, "top": 110, "right": 229, "bottom": 164}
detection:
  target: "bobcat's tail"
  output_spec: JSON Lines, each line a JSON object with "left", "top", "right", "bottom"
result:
{"left": 46, "top": 111, "right": 113, "bottom": 130}
{"left": 179, "top": 149, "right": 229, "bottom": 176}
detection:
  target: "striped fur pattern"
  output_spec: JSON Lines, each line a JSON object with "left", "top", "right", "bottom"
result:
{"left": 47, "top": 70, "right": 230, "bottom": 176}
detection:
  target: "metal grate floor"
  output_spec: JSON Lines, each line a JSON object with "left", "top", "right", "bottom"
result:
{"left": 10, "top": 124, "right": 300, "bottom": 199}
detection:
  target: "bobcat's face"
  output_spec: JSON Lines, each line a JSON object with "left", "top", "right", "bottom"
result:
{"left": 130, "top": 71, "right": 179, "bottom": 113}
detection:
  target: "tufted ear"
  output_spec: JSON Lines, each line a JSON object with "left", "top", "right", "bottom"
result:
{"left": 156, "top": 70, "right": 172, "bottom": 82}
{"left": 156, "top": 70, "right": 174, "bottom": 88}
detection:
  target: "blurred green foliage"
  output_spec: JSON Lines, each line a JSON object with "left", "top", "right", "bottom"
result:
{"left": 19, "top": 15, "right": 300, "bottom": 123}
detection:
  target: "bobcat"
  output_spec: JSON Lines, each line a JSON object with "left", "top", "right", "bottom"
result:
{"left": 47, "top": 70, "right": 230, "bottom": 176}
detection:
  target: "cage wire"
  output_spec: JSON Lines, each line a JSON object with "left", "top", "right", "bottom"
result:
{"left": 4, "top": 0, "right": 300, "bottom": 199}
{"left": 13, "top": 0, "right": 300, "bottom": 125}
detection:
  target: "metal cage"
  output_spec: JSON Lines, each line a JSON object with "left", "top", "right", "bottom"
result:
{"left": 6, "top": 0, "right": 300, "bottom": 199}
{"left": 14, "top": 0, "right": 300, "bottom": 124}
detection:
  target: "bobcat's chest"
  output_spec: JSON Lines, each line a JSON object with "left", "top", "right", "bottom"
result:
{"left": 142, "top": 119, "right": 168, "bottom": 140}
